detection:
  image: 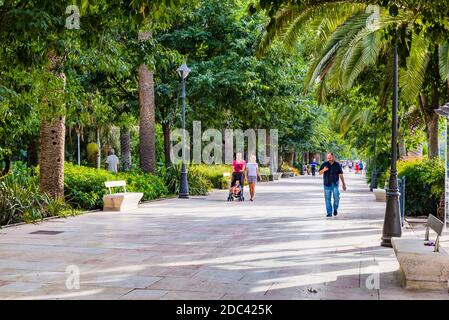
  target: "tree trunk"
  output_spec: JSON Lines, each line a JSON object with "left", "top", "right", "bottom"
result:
{"left": 27, "top": 135, "right": 39, "bottom": 167}
{"left": 138, "top": 31, "right": 156, "bottom": 174}
{"left": 39, "top": 53, "right": 65, "bottom": 199}
{"left": 162, "top": 122, "right": 172, "bottom": 167}
{"left": 427, "top": 114, "right": 439, "bottom": 158}
{"left": 398, "top": 135, "right": 406, "bottom": 160}
{"left": 419, "top": 93, "right": 439, "bottom": 158}
{"left": 285, "top": 152, "right": 294, "bottom": 166}
{"left": 120, "top": 127, "right": 132, "bottom": 171}
{"left": 96, "top": 127, "right": 101, "bottom": 169}
{"left": 39, "top": 117, "right": 65, "bottom": 198}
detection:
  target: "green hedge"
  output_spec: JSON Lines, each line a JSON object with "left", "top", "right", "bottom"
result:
{"left": 194, "top": 164, "right": 231, "bottom": 189}
{"left": 65, "top": 163, "right": 169, "bottom": 210}
{"left": 397, "top": 158, "right": 444, "bottom": 217}
{"left": 163, "top": 165, "right": 212, "bottom": 195}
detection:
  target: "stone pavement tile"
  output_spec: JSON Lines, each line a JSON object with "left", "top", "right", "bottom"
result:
{"left": 325, "top": 275, "right": 360, "bottom": 289}
{"left": 220, "top": 293, "right": 274, "bottom": 300}
{"left": 192, "top": 267, "right": 246, "bottom": 282}
{"left": 0, "top": 259, "right": 67, "bottom": 272}
{"left": 119, "top": 289, "right": 168, "bottom": 300}
{"left": 0, "top": 271, "right": 66, "bottom": 284}
{"left": 4, "top": 284, "right": 132, "bottom": 300}
{"left": 161, "top": 290, "right": 225, "bottom": 300}
{"left": 319, "top": 286, "right": 379, "bottom": 300}
{"left": 0, "top": 281, "right": 46, "bottom": 294}
{"left": 156, "top": 265, "right": 204, "bottom": 278}
{"left": 148, "top": 276, "right": 271, "bottom": 295}
{"left": 81, "top": 274, "right": 162, "bottom": 289}
{"left": 265, "top": 282, "right": 327, "bottom": 300}
{"left": 239, "top": 270, "right": 284, "bottom": 283}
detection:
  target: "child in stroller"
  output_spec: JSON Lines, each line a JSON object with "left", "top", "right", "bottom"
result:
{"left": 227, "top": 171, "right": 245, "bottom": 201}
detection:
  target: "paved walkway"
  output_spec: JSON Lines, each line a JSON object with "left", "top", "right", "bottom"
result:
{"left": 0, "top": 173, "right": 448, "bottom": 300}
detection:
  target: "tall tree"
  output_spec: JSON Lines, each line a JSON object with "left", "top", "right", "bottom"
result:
{"left": 256, "top": 1, "right": 449, "bottom": 157}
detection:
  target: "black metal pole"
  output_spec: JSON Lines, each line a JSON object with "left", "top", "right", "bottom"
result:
{"left": 381, "top": 41, "right": 402, "bottom": 247}
{"left": 179, "top": 72, "right": 189, "bottom": 199}
{"left": 370, "top": 131, "right": 377, "bottom": 191}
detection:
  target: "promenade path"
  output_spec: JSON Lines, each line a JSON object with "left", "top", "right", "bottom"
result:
{"left": 1, "top": 173, "right": 448, "bottom": 300}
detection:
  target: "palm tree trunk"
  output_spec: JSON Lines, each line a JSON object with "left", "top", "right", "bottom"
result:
{"left": 27, "top": 135, "right": 39, "bottom": 167}
{"left": 39, "top": 117, "right": 65, "bottom": 198}
{"left": 120, "top": 127, "right": 132, "bottom": 171}
{"left": 39, "top": 53, "right": 65, "bottom": 199}
{"left": 96, "top": 127, "right": 101, "bottom": 169}
{"left": 398, "top": 134, "right": 406, "bottom": 160}
{"left": 427, "top": 114, "right": 439, "bottom": 157}
{"left": 162, "top": 122, "right": 172, "bottom": 167}
{"left": 419, "top": 92, "right": 440, "bottom": 158}
{"left": 138, "top": 31, "right": 156, "bottom": 174}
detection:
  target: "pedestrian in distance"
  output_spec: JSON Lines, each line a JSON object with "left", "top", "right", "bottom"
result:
{"left": 105, "top": 149, "right": 119, "bottom": 173}
{"left": 310, "top": 158, "right": 318, "bottom": 176}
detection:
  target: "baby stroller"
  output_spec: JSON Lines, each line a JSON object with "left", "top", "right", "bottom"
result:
{"left": 227, "top": 172, "right": 245, "bottom": 202}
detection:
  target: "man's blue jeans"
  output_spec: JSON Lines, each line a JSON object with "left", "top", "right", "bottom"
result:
{"left": 324, "top": 183, "right": 340, "bottom": 215}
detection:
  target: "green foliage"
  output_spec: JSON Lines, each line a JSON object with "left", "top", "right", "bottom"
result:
{"left": 123, "top": 170, "right": 169, "bottom": 201}
{"left": 164, "top": 165, "right": 212, "bottom": 196}
{"left": 279, "top": 163, "right": 293, "bottom": 172}
{"left": 194, "top": 164, "right": 232, "bottom": 189}
{"left": 64, "top": 163, "right": 169, "bottom": 210}
{"left": 397, "top": 158, "right": 444, "bottom": 217}
{"left": 0, "top": 162, "right": 69, "bottom": 226}
{"left": 64, "top": 162, "right": 115, "bottom": 209}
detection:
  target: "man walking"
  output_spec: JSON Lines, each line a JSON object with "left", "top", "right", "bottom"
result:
{"left": 310, "top": 158, "right": 318, "bottom": 176}
{"left": 105, "top": 149, "right": 119, "bottom": 173}
{"left": 319, "top": 153, "right": 346, "bottom": 217}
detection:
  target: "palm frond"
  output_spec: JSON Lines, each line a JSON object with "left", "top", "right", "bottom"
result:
{"left": 282, "top": 2, "right": 366, "bottom": 52}
{"left": 305, "top": 12, "right": 371, "bottom": 91}
{"left": 399, "top": 31, "right": 430, "bottom": 103}
{"left": 257, "top": 2, "right": 365, "bottom": 57}
{"left": 439, "top": 42, "right": 449, "bottom": 81}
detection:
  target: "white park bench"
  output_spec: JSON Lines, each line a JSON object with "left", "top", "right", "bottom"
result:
{"left": 392, "top": 214, "right": 449, "bottom": 290}
{"left": 103, "top": 180, "right": 143, "bottom": 212}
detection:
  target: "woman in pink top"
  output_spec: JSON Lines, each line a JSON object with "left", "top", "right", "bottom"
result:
{"left": 231, "top": 152, "right": 246, "bottom": 188}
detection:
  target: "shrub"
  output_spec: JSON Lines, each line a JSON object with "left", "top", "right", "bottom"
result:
{"left": 194, "top": 164, "right": 231, "bottom": 189}
{"left": 64, "top": 163, "right": 116, "bottom": 209}
{"left": 64, "top": 163, "right": 169, "bottom": 210}
{"left": 124, "top": 170, "right": 169, "bottom": 201}
{"left": 0, "top": 162, "right": 69, "bottom": 226}
{"left": 164, "top": 165, "right": 211, "bottom": 195}
{"left": 397, "top": 158, "right": 444, "bottom": 217}
{"left": 279, "top": 163, "right": 292, "bottom": 172}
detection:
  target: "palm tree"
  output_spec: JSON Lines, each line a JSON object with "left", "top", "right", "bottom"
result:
{"left": 129, "top": 0, "right": 190, "bottom": 173}
{"left": 257, "top": 2, "right": 449, "bottom": 157}
{"left": 39, "top": 53, "right": 67, "bottom": 198}
{"left": 138, "top": 30, "right": 156, "bottom": 173}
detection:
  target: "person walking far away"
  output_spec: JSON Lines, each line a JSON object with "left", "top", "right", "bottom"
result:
{"left": 105, "top": 148, "right": 119, "bottom": 173}
{"left": 319, "top": 153, "right": 347, "bottom": 217}
{"left": 310, "top": 158, "right": 318, "bottom": 176}
{"left": 359, "top": 160, "right": 364, "bottom": 175}
{"left": 246, "top": 154, "right": 261, "bottom": 201}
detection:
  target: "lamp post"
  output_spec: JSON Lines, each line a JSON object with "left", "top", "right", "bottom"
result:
{"left": 177, "top": 63, "right": 191, "bottom": 199}
{"left": 381, "top": 41, "right": 402, "bottom": 247}
{"left": 434, "top": 102, "right": 449, "bottom": 226}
